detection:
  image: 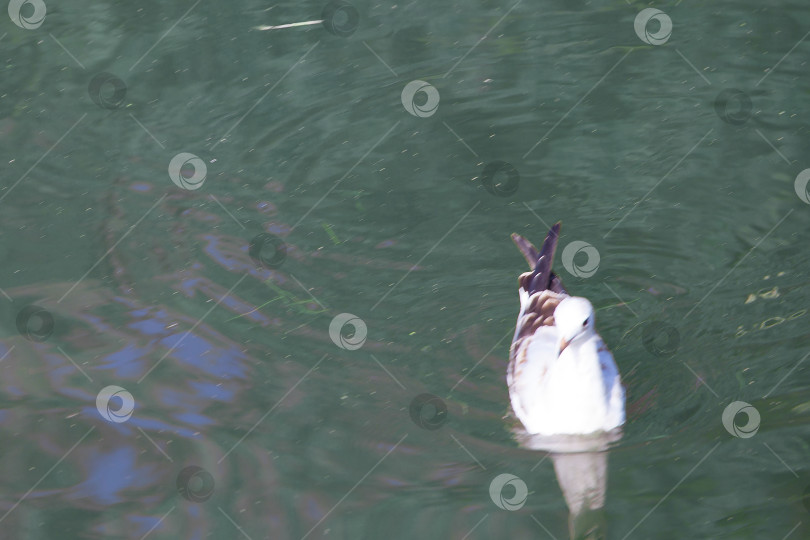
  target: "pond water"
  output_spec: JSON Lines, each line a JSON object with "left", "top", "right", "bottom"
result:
{"left": 1, "top": 1, "right": 809, "bottom": 539}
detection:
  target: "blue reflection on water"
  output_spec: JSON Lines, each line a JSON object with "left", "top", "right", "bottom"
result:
{"left": 73, "top": 447, "right": 150, "bottom": 504}
{"left": 99, "top": 344, "right": 151, "bottom": 378}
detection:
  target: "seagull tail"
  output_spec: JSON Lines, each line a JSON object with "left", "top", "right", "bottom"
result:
{"left": 511, "top": 222, "right": 567, "bottom": 295}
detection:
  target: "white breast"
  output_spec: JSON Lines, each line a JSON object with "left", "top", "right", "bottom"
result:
{"left": 509, "top": 333, "right": 624, "bottom": 435}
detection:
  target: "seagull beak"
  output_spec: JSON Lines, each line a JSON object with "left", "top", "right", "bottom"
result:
{"left": 558, "top": 338, "right": 570, "bottom": 354}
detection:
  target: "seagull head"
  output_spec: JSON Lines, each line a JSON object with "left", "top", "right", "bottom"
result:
{"left": 554, "top": 296, "right": 596, "bottom": 354}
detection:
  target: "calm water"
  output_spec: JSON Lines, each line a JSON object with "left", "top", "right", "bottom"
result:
{"left": 1, "top": 1, "right": 810, "bottom": 538}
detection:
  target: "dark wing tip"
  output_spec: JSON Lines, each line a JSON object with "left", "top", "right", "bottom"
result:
{"left": 527, "top": 222, "right": 562, "bottom": 294}
{"left": 513, "top": 222, "right": 567, "bottom": 294}
{"left": 549, "top": 271, "right": 567, "bottom": 295}
{"left": 511, "top": 233, "right": 540, "bottom": 268}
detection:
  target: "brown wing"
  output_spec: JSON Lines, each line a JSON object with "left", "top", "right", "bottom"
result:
{"left": 508, "top": 223, "right": 568, "bottom": 399}
{"left": 513, "top": 286, "right": 564, "bottom": 341}
{"left": 508, "top": 288, "right": 565, "bottom": 412}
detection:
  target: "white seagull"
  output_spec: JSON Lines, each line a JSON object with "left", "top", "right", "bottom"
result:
{"left": 508, "top": 223, "right": 625, "bottom": 436}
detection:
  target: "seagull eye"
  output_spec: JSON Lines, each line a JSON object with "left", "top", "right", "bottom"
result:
{"left": 582, "top": 319, "right": 588, "bottom": 327}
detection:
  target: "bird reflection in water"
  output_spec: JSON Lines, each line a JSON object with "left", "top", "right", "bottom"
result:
{"left": 514, "top": 427, "right": 622, "bottom": 540}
